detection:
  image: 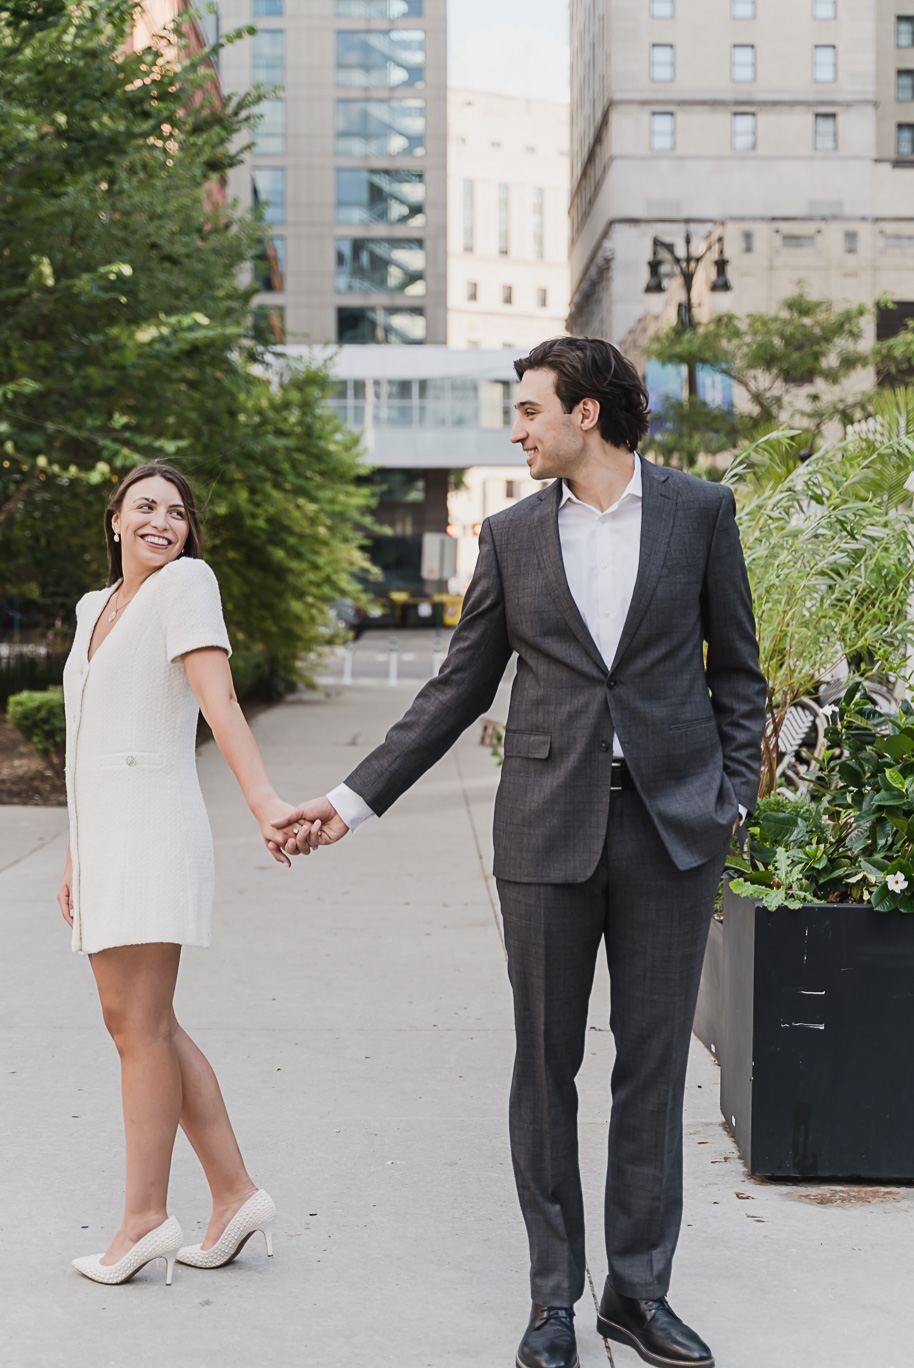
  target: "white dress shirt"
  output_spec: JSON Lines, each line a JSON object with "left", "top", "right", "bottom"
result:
{"left": 329, "top": 457, "right": 744, "bottom": 831}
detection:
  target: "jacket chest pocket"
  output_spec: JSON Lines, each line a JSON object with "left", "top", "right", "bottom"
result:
{"left": 503, "top": 731, "right": 551, "bottom": 760}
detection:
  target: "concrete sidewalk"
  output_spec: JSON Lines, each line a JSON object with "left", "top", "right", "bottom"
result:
{"left": 1, "top": 676, "right": 910, "bottom": 1368}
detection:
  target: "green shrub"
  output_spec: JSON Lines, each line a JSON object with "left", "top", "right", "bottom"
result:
{"left": 230, "top": 650, "right": 273, "bottom": 704}
{"left": 6, "top": 686, "right": 66, "bottom": 767}
{"left": 0, "top": 652, "right": 68, "bottom": 709}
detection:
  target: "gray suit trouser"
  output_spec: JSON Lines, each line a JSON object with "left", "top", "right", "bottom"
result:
{"left": 498, "top": 785, "right": 729, "bottom": 1306}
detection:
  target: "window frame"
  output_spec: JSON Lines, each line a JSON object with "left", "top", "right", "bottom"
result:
{"left": 334, "top": 98, "right": 426, "bottom": 158}
{"left": 897, "top": 123, "right": 914, "bottom": 155}
{"left": 812, "top": 0, "right": 836, "bottom": 17}
{"left": 813, "top": 44, "right": 837, "bottom": 82}
{"left": 335, "top": 29, "right": 426, "bottom": 89}
{"left": 650, "top": 111, "right": 675, "bottom": 151}
{"left": 732, "top": 44, "right": 756, "bottom": 82}
{"left": 732, "top": 111, "right": 757, "bottom": 151}
{"left": 650, "top": 0, "right": 674, "bottom": 16}
{"left": 650, "top": 44, "right": 675, "bottom": 82}
{"left": 814, "top": 112, "right": 837, "bottom": 150}
{"left": 897, "top": 70, "right": 914, "bottom": 102}
{"left": 897, "top": 17, "right": 914, "bottom": 48}
{"left": 731, "top": 0, "right": 755, "bottom": 18}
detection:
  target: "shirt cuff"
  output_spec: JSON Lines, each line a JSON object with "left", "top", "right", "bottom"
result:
{"left": 738, "top": 803, "right": 748, "bottom": 824}
{"left": 327, "top": 783, "right": 376, "bottom": 834}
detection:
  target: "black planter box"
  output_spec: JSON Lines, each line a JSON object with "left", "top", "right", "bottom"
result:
{"left": 693, "top": 881, "right": 914, "bottom": 1178}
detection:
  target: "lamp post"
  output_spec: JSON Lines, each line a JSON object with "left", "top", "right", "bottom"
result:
{"left": 645, "top": 227, "right": 732, "bottom": 401}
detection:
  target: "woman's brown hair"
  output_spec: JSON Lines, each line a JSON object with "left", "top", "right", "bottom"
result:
{"left": 105, "top": 463, "right": 203, "bottom": 586}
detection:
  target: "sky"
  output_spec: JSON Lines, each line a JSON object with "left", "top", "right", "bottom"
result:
{"left": 447, "top": 0, "right": 570, "bottom": 105}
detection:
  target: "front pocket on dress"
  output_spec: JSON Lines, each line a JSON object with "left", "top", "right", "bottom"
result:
{"left": 502, "top": 730, "right": 551, "bottom": 759}
{"left": 98, "top": 751, "right": 166, "bottom": 769}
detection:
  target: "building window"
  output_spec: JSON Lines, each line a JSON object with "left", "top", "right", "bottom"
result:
{"left": 533, "top": 187, "right": 545, "bottom": 260}
{"left": 335, "top": 99, "right": 426, "bottom": 157}
{"left": 336, "top": 168, "right": 425, "bottom": 225}
{"left": 898, "top": 70, "right": 914, "bottom": 101}
{"left": 650, "top": 112, "right": 675, "bottom": 150}
{"left": 253, "top": 306, "right": 285, "bottom": 343}
{"left": 336, "top": 30, "right": 425, "bottom": 88}
{"left": 498, "top": 182, "right": 510, "bottom": 255}
{"left": 252, "top": 166, "right": 285, "bottom": 223}
{"left": 252, "top": 30, "right": 284, "bottom": 84}
{"left": 650, "top": 0, "right": 674, "bottom": 15}
{"left": 254, "top": 0, "right": 283, "bottom": 13}
{"left": 732, "top": 44, "right": 755, "bottom": 81}
{"left": 258, "top": 236, "right": 286, "bottom": 291}
{"left": 336, "top": 0, "right": 423, "bottom": 15}
{"left": 898, "top": 123, "right": 914, "bottom": 155}
{"left": 741, "top": 230, "right": 755, "bottom": 253}
{"left": 335, "top": 238, "right": 426, "bottom": 294}
{"left": 502, "top": 285, "right": 513, "bottom": 305}
{"left": 463, "top": 179, "right": 474, "bottom": 252}
{"left": 732, "top": 0, "right": 755, "bottom": 17}
{"left": 815, "top": 112, "right": 837, "bottom": 149}
{"left": 505, "top": 480, "right": 517, "bottom": 498}
{"left": 466, "top": 281, "right": 477, "bottom": 301}
{"left": 732, "top": 112, "right": 756, "bottom": 150}
{"left": 844, "top": 230, "right": 858, "bottom": 253}
{"left": 651, "top": 44, "right": 675, "bottom": 81}
{"left": 897, "top": 17, "right": 914, "bottom": 47}
{"left": 337, "top": 307, "right": 426, "bottom": 344}
{"left": 253, "top": 99, "right": 285, "bottom": 155}
{"left": 813, "top": 0, "right": 836, "bottom": 16}
{"left": 782, "top": 234, "right": 816, "bottom": 248}
{"left": 813, "top": 45, "right": 836, "bottom": 81}
{"left": 537, "top": 288, "right": 548, "bottom": 308}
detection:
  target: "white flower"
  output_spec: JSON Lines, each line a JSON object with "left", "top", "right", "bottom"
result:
{"left": 886, "top": 872, "right": 909, "bottom": 893}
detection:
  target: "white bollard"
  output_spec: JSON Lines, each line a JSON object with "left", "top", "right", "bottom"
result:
{"left": 388, "top": 636, "right": 399, "bottom": 686}
{"left": 433, "top": 633, "right": 443, "bottom": 676}
{"left": 342, "top": 639, "right": 354, "bottom": 686}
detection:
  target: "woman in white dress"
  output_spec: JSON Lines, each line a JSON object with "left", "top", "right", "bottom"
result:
{"left": 59, "top": 462, "right": 303, "bottom": 1285}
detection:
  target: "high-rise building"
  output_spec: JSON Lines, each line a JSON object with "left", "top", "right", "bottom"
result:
{"left": 447, "top": 89, "right": 571, "bottom": 350}
{"left": 216, "top": 0, "right": 447, "bottom": 346}
{"left": 569, "top": 0, "right": 914, "bottom": 349}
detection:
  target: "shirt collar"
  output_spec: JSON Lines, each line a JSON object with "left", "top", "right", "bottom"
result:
{"left": 559, "top": 453, "right": 642, "bottom": 512}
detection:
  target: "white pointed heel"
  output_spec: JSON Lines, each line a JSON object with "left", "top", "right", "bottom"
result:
{"left": 72, "top": 1216, "right": 183, "bottom": 1285}
{"left": 177, "top": 1189, "right": 277, "bottom": 1269}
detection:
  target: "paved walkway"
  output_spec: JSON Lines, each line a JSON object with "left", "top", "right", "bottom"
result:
{"left": 1, "top": 661, "right": 910, "bottom": 1367}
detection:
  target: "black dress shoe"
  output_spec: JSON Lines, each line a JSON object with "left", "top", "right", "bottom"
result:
{"left": 596, "top": 1281, "right": 713, "bottom": 1367}
{"left": 516, "top": 1303, "right": 580, "bottom": 1368}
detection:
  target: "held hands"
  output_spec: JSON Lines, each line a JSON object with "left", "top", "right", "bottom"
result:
{"left": 270, "top": 795, "right": 350, "bottom": 860}
{"left": 254, "top": 799, "right": 313, "bottom": 868}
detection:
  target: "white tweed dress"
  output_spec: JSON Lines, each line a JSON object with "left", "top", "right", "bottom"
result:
{"left": 62, "top": 557, "right": 232, "bottom": 954}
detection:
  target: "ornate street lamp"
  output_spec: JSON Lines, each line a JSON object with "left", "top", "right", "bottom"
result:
{"left": 644, "top": 227, "right": 732, "bottom": 398}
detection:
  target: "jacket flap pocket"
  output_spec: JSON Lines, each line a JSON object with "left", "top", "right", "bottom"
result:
{"left": 503, "top": 730, "right": 551, "bottom": 760}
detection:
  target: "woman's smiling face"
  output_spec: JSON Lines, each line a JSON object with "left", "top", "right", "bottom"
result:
{"left": 111, "top": 475, "right": 190, "bottom": 576}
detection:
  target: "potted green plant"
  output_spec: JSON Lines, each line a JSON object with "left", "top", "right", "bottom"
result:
{"left": 694, "top": 394, "right": 914, "bottom": 1176}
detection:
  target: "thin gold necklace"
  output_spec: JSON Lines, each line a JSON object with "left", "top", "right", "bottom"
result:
{"left": 107, "top": 584, "right": 136, "bottom": 623}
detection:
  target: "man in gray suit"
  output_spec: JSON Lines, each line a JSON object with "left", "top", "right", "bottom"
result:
{"left": 276, "top": 338, "right": 766, "bottom": 1368}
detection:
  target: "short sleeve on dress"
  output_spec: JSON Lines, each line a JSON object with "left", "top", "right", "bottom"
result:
{"left": 158, "top": 557, "right": 232, "bottom": 663}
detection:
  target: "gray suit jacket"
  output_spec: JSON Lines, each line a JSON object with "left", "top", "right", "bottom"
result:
{"left": 346, "top": 456, "right": 767, "bottom": 881}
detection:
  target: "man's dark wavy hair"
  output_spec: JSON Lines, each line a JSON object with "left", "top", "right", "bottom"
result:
{"left": 514, "top": 337, "right": 651, "bottom": 452}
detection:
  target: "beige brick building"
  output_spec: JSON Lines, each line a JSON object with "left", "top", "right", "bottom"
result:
{"left": 569, "top": 0, "right": 914, "bottom": 347}
{"left": 447, "top": 88, "right": 571, "bottom": 350}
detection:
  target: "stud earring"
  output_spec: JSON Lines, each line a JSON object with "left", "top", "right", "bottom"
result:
{"left": 114, "top": 532, "right": 120, "bottom": 543}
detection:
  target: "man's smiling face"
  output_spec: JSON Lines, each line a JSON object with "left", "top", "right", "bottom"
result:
{"left": 510, "top": 366, "right": 591, "bottom": 482}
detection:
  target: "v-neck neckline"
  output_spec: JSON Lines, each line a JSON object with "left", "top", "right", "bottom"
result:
{"left": 86, "top": 572, "right": 155, "bottom": 666}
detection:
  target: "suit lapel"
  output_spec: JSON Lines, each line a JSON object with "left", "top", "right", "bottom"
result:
{"left": 532, "top": 479, "right": 607, "bottom": 673}
{"left": 610, "top": 455, "right": 677, "bottom": 671}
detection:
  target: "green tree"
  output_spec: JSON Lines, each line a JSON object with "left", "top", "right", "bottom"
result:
{"left": 0, "top": 0, "right": 374, "bottom": 671}
{"left": 645, "top": 289, "right": 914, "bottom": 469}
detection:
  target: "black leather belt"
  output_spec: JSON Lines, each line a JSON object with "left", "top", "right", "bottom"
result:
{"left": 610, "top": 760, "right": 636, "bottom": 792}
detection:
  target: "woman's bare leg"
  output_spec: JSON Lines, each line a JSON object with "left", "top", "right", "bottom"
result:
{"left": 90, "top": 943, "right": 183, "bottom": 1265}
{"left": 173, "top": 1025, "right": 257, "bottom": 1248}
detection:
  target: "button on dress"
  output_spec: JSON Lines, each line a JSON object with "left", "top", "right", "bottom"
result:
{"left": 62, "top": 557, "right": 232, "bottom": 954}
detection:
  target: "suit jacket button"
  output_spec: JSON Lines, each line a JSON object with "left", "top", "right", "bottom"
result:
{"left": 607, "top": 678, "right": 618, "bottom": 689}
{"left": 600, "top": 741, "right": 610, "bottom": 752}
